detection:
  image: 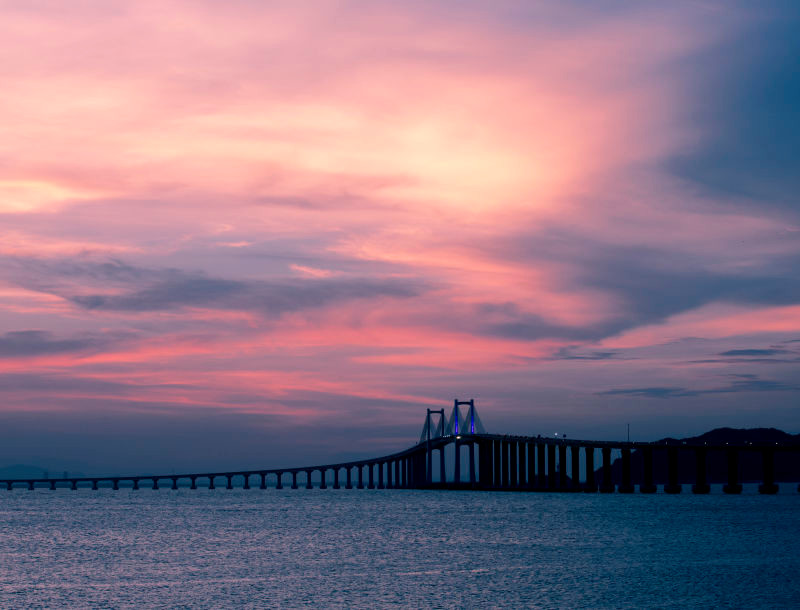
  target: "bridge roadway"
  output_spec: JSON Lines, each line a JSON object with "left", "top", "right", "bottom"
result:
{"left": 3, "top": 433, "right": 799, "bottom": 494}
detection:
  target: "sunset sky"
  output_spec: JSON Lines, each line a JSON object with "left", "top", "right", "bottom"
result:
{"left": 1, "top": 1, "right": 798, "bottom": 473}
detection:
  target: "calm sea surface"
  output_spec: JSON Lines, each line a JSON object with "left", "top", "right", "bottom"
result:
{"left": 1, "top": 486, "right": 799, "bottom": 608}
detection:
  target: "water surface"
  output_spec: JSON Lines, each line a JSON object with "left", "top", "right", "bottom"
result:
{"left": 1, "top": 488, "right": 798, "bottom": 607}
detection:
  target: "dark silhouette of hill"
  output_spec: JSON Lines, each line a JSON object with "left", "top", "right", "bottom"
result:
{"left": 598, "top": 428, "right": 800, "bottom": 484}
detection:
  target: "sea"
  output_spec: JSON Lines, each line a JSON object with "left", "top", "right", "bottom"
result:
{"left": 1, "top": 486, "right": 799, "bottom": 608}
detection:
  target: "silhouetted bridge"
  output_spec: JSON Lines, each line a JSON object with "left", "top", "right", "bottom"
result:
{"left": 4, "top": 400, "right": 799, "bottom": 494}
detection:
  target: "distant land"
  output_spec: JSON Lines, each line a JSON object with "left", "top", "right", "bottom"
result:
{"left": 599, "top": 428, "right": 800, "bottom": 484}
{"left": 0, "top": 465, "right": 86, "bottom": 480}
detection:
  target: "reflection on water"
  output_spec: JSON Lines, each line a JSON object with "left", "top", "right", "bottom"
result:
{"left": 1, "top": 488, "right": 799, "bottom": 607}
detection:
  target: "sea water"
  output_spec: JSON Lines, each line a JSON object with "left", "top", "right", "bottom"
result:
{"left": 1, "top": 487, "right": 799, "bottom": 608}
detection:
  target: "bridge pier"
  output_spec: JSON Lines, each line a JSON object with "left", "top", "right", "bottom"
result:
{"left": 291, "top": 471, "right": 298, "bottom": 490}
{"left": 190, "top": 476, "right": 197, "bottom": 490}
{"left": 571, "top": 446, "right": 581, "bottom": 491}
{"left": 493, "top": 441, "right": 501, "bottom": 488}
{"left": 319, "top": 468, "right": 327, "bottom": 489}
{"left": 548, "top": 444, "right": 557, "bottom": 490}
{"left": 275, "top": 472, "right": 283, "bottom": 490}
{"left": 619, "top": 448, "right": 634, "bottom": 493}
{"left": 538, "top": 443, "right": 546, "bottom": 489}
{"left": 454, "top": 439, "right": 461, "bottom": 485}
{"left": 172, "top": 477, "right": 179, "bottom": 490}
{"left": 28, "top": 480, "right": 34, "bottom": 491}
{"left": 558, "top": 444, "right": 568, "bottom": 490}
{"left": 244, "top": 474, "right": 251, "bottom": 490}
{"left": 640, "top": 447, "right": 656, "bottom": 493}
{"left": 50, "top": 480, "right": 56, "bottom": 491}
{"left": 759, "top": 449, "right": 779, "bottom": 494}
{"left": 132, "top": 478, "right": 139, "bottom": 490}
{"left": 92, "top": 479, "right": 98, "bottom": 491}
{"left": 208, "top": 476, "right": 216, "bottom": 490}
{"left": 368, "top": 462, "right": 375, "bottom": 489}
{"left": 469, "top": 442, "right": 476, "bottom": 486}
{"left": 501, "top": 441, "right": 509, "bottom": 488}
{"left": 395, "top": 460, "right": 401, "bottom": 488}
{"left": 346, "top": 467, "right": 353, "bottom": 489}
{"left": 378, "top": 462, "right": 385, "bottom": 489}
{"left": 357, "top": 465, "right": 364, "bottom": 489}
{"left": 112, "top": 479, "right": 119, "bottom": 491}
{"left": 692, "top": 448, "right": 710, "bottom": 494}
{"left": 71, "top": 480, "right": 78, "bottom": 491}
{"left": 226, "top": 475, "right": 233, "bottom": 490}
{"left": 6, "top": 481, "right": 12, "bottom": 491}
{"left": 306, "top": 470, "right": 313, "bottom": 489}
{"left": 260, "top": 473, "right": 267, "bottom": 490}
{"left": 479, "top": 440, "right": 492, "bottom": 488}
{"left": 509, "top": 441, "right": 518, "bottom": 488}
{"left": 527, "top": 442, "right": 536, "bottom": 489}
{"left": 584, "top": 446, "right": 597, "bottom": 492}
{"left": 600, "top": 447, "right": 614, "bottom": 493}
{"left": 333, "top": 467, "right": 341, "bottom": 489}
{"left": 665, "top": 447, "right": 682, "bottom": 494}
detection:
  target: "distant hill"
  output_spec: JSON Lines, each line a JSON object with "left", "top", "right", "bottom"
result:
{"left": 0, "top": 464, "right": 86, "bottom": 480}
{"left": 597, "top": 428, "right": 800, "bottom": 484}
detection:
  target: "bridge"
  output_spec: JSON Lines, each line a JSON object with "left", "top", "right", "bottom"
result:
{"left": 3, "top": 400, "right": 799, "bottom": 494}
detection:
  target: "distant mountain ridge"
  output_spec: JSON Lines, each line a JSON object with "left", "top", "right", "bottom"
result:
{"left": 600, "top": 427, "right": 800, "bottom": 484}
{"left": 0, "top": 464, "right": 86, "bottom": 480}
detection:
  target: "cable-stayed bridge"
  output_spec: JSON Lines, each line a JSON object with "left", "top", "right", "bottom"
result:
{"left": 2, "top": 399, "right": 799, "bottom": 494}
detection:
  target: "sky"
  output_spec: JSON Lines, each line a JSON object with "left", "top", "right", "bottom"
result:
{"left": 1, "top": 1, "right": 799, "bottom": 474}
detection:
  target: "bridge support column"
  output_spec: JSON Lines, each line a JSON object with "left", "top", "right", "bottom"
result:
{"left": 357, "top": 465, "right": 364, "bottom": 489}
{"left": 619, "top": 448, "right": 634, "bottom": 493}
{"left": 494, "top": 441, "right": 501, "bottom": 488}
{"left": 665, "top": 447, "right": 681, "bottom": 494}
{"left": 584, "top": 447, "right": 596, "bottom": 492}
{"left": 469, "top": 442, "right": 476, "bottom": 486}
{"left": 333, "top": 468, "right": 340, "bottom": 489}
{"left": 243, "top": 475, "right": 250, "bottom": 490}
{"left": 28, "top": 480, "right": 35, "bottom": 491}
{"left": 91, "top": 480, "right": 98, "bottom": 491}
{"left": 50, "top": 480, "right": 56, "bottom": 491}
{"left": 759, "top": 449, "right": 779, "bottom": 494}
{"left": 319, "top": 468, "right": 327, "bottom": 490}
{"left": 558, "top": 444, "right": 568, "bottom": 490}
{"left": 379, "top": 462, "right": 385, "bottom": 489}
{"left": 692, "top": 448, "right": 710, "bottom": 494}
{"left": 112, "top": 479, "right": 119, "bottom": 491}
{"left": 527, "top": 443, "right": 536, "bottom": 490}
{"left": 454, "top": 439, "right": 461, "bottom": 485}
{"left": 275, "top": 472, "right": 283, "bottom": 490}
{"left": 346, "top": 467, "right": 353, "bottom": 489}
{"left": 172, "top": 477, "right": 179, "bottom": 490}
{"left": 538, "top": 443, "right": 546, "bottom": 489}
{"left": 478, "top": 440, "right": 491, "bottom": 488}
{"left": 402, "top": 458, "right": 408, "bottom": 488}
{"left": 306, "top": 470, "right": 313, "bottom": 489}
{"left": 509, "top": 441, "right": 518, "bottom": 488}
{"left": 291, "top": 472, "right": 298, "bottom": 490}
{"left": 600, "top": 448, "right": 614, "bottom": 493}
{"left": 190, "top": 476, "right": 197, "bottom": 490}
{"left": 395, "top": 460, "right": 401, "bottom": 488}
{"left": 501, "top": 441, "right": 510, "bottom": 488}
{"left": 208, "top": 476, "right": 216, "bottom": 490}
{"left": 260, "top": 473, "right": 267, "bottom": 490}
{"left": 571, "top": 446, "right": 581, "bottom": 491}
{"left": 640, "top": 447, "right": 656, "bottom": 493}
{"left": 439, "top": 448, "right": 446, "bottom": 485}
{"left": 226, "top": 475, "right": 233, "bottom": 490}
{"left": 548, "top": 444, "right": 557, "bottom": 490}
{"left": 71, "top": 480, "right": 78, "bottom": 491}
{"left": 132, "top": 478, "right": 139, "bottom": 490}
